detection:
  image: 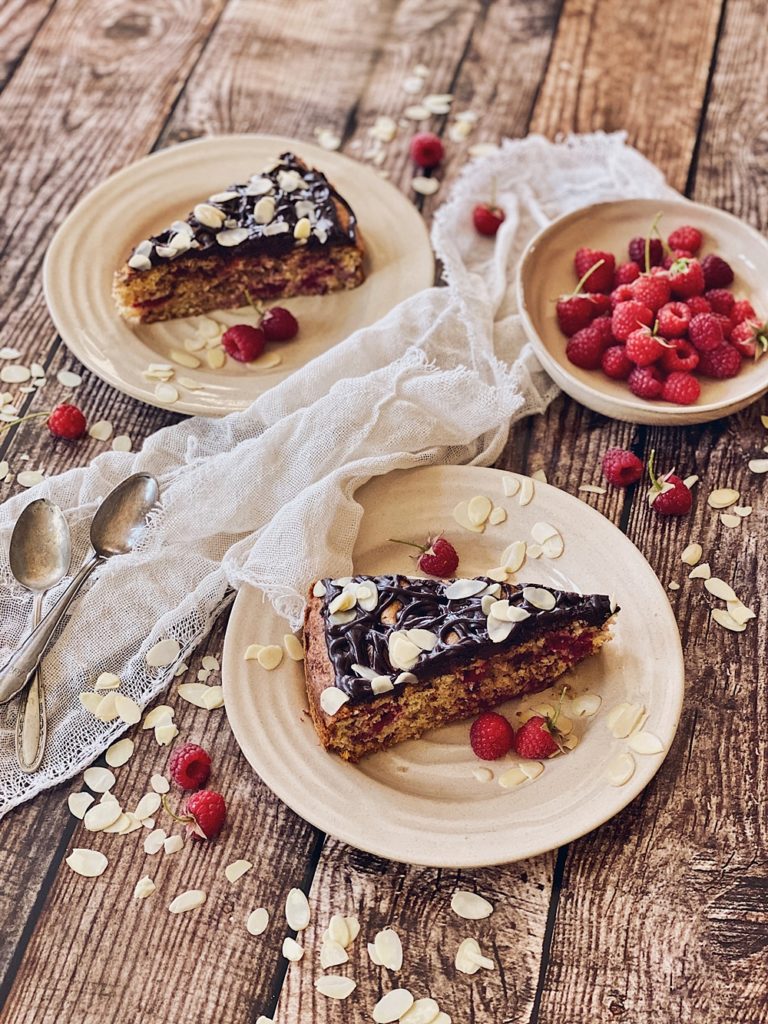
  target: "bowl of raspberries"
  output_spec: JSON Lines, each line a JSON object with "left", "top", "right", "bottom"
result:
{"left": 516, "top": 198, "right": 768, "bottom": 423}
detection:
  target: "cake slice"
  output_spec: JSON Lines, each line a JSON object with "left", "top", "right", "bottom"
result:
{"left": 303, "top": 574, "right": 617, "bottom": 762}
{"left": 113, "top": 152, "right": 365, "bottom": 323}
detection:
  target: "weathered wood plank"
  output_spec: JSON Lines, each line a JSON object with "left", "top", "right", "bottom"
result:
{"left": 0, "top": 0, "right": 56, "bottom": 92}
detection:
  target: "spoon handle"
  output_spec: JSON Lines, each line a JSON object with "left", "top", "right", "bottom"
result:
{"left": 0, "top": 553, "right": 103, "bottom": 704}
{"left": 15, "top": 593, "right": 45, "bottom": 772}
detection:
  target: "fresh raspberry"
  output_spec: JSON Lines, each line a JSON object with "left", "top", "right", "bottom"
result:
{"left": 566, "top": 323, "right": 608, "bottom": 369}
{"left": 626, "top": 326, "right": 665, "bottom": 367}
{"left": 661, "top": 371, "right": 700, "bottom": 406}
{"left": 184, "top": 790, "right": 226, "bottom": 840}
{"left": 668, "top": 225, "right": 703, "bottom": 253}
{"left": 591, "top": 315, "right": 615, "bottom": 345}
{"left": 730, "top": 299, "right": 757, "bottom": 327}
{"left": 47, "top": 404, "right": 87, "bottom": 440}
{"left": 513, "top": 716, "right": 560, "bottom": 759}
{"left": 704, "top": 289, "right": 735, "bottom": 316}
{"left": 628, "top": 365, "right": 664, "bottom": 399}
{"left": 587, "top": 293, "right": 612, "bottom": 318}
{"left": 573, "top": 248, "right": 615, "bottom": 294}
{"left": 169, "top": 743, "right": 212, "bottom": 790}
{"left": 652, "top": 474, "right": 693, "bottom": 515}
{"left": 697, "top": 344, "right": 742, "bottom": 379}
{"left": 556, "top": 295, "right": 595, "bottom": 336}
{"left": 730, "top": 320, "right": 757, "bottom": 359}
{"left": 610, "top": 284, "right": 636, "bottom": 308}
{"left": 686, "top": 295, "right": 711, "bottom": 316}
{"left": 601, "top": 345, "right": 633, "bottom": 380}
{"left": 409, "top": 131, "right": 445, "bottom": 169}
{"left": 221, "top": 324, "right": 266, "bottom": 362}
{"left": 418, "top": 536, "right": 459, "bottom": 578}
{"left": 611, "top": 300, "right": 653, "bottom": 341}
{"left": 628, "top": 236, "right": 663, "bottom": 268}
{"left": 602, "top": 447, "right": 644, "bottom": 486}
{"left": 631, "top": 273, "right": 670, "bottom": 312}
{"left": 668, "top": 258, "right": 705, "bottom": 298}
{"left": 701, "top": 253, "right": 734, "bottom": 289}
{"left": 614, "top": 261, "right": 641, "bottom": 286}
{"left": 470, "top": 711, "right": 514, "bottom": 760}
{"left": 660, "top": 338, "right": 699, "bottom": 373}
{"left": 261, "top": 306, "right": 299, "bottom": 341}
{"left": 689, "top": 312, "right": 724, "bottom": 352}
{"left": 662, "top": 249, "right": 693, "bottom": 270}
{"left": 713, "top": 312, "right": 733, "bottom": 340}
{"left": 472, "top": 203, "right": 505, "bottom": 237}
{"left": 657, "top": 301, "right": 691, "bottom": 338}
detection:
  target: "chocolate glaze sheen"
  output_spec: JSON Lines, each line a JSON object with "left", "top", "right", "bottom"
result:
{"left": 320, "top": 575, "right": 615, "bottom": 703}
{"left": 135, "top": 153, "right": 358, "bottom": 266}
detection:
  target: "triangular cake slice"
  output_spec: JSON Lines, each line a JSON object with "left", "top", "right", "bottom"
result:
{"left": 304, "top": 574, "right": 617, "bottom": 761}
{"left": 113, "top": 153, "right": 365, "bottom": 323}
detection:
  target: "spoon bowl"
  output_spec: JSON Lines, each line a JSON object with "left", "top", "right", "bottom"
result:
{"left": 10, "top": 499, "right": 72, "bottom": 594}
{"left": 90, "top": 473, "right": 160, "bottom": 557}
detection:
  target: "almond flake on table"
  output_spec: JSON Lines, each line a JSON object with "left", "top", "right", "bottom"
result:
{"left": 711, "top": 608, "right": 746, "bottom": 632}
{"left": 606, "top": 751, "right": 636, "bottom": 786}
{"left": 173, "top": 661, "right": 188, "bottom": 676}
{"left": 155, "top": 382, "right": 179, "bottom": 404}
{"left": 0, "top": 461, "right": 8, "bottom": 482}
{"left": 142, "top": 705, "right": 174, "bottom": 729}
{"left": 247, "top": 908, "right": 269, "bottom": 936}
{"left": 83, "top": 801, "right": 122, "bottom": 832}
{"left": 412, "top": 176, "right": 440, "bottom": 196}
{"left": 704, "top": 577, "right": 737, "bottom": 602}
{"left": 102, "top": 813, "right": 132, "bottom": 834}
{"left": 373, "top": 989, "right": 414, "bottom": 1023}
{"left": 155, "top": 723, "right": 179, "bottom": 746}
{"left": 748, "top": 458, "right": 768, "bottom": 474}
{"left": 726, "top": 600, "right": 756, "bottom": 625}
{"left": 0, "top": 347, "right": 22, "bottom": 359}
{"left": 18, "top": 470, "right": 44, "bottom": 488}
{"left": 578, "top": 483, "right": 607, "bottom": 495}
{"left": 314, "top": 976, "right": 356, "bottom": 1000}
{"left": 112, "top": 435, "right": 132, "bottom": 453}
{"left": 285, "top": 887, "right": 311, "bottom": 930}
{"left": 320, "top": 938, "right": 349, "bottom": 968}
{"left": 169, "top": 889, "right": 206, "bottom": 914}
{"left": 282, "top": 633, "right": 305, "bottom": 661}
{"left": 79, "top": 691, "right": 102, "bottom": 715}
{"left": 177, "top": 682, "right": 214, "bottom": 708}
{"left": 134, "top": 876, "right": 156, "bottom": 900}
{"left": 88, "top": 419, "right": 113, "bottom": 442}
{"left": 373, "top": 927, "right": 403, "bottom": 971}
{"left": 143, "top": 828, "right": 167, "bottom": 855}
{"left": 119, "top": 814, "right": 143, "bottom": 835}
{"left": 225, "top": 859, "right": 252, "bottom": 884}
{"left": 135, "top": 792, "right": 162, "bottom": 820}
{"left": 56, "top": 369, "right": 82, "bottom": 388}
{"left": 146, "top": 638, "right": 181, "bottom": 667}
{"left": 720, "top": 513, "right": 742, "bottom": 528}
{"left": 114, "top": 693, "right": 141, "bottom": 725}
{"left": 66, "top": 848, "right": 108, "bottom": 878}
{"left": 681, "top": 542, "right": 702, "bottom": 566}
{"left": 68, "top": 792, "right": 95, "bottom": 819}
{"left": 202, "top": 685, "right": 224, "bottom": 709}
{"left": 282, "top": 937, "right": 304, "bottom": 962}
{"left": 455, "top": 937, "right": 494, "bottom": 975}
{"left": 161, "top": 833, "right": 182, "bottom": 855}
{"left": 404, "top": 104, "right": 431, "bottom": 121}
{"left": 707, "top": 487, "right": 739, "bottom": 509}
{"left": 83, "top": 766, "right": 115, "bottom": 793}
{"left": 316, "top": 128, "right": 341, "bottom": 151}
{"left": 689, "top": 562, "right": 711, "bottom": 580}
{"left": 451, "top": 890, "right": 493, "bottom": 920}
{"left": 668, "top": 581, "right": 680, "bottom": 591}
{"left": 733, "top": 505, "right": 752, "bottom": 517}
{"left": 94, "top": 671, "right": 121, "bottom": 690}
{"left": 105, "top": 738, "right": 134, "bottom": 767}
{"left": 400, "top": 998, "right": 441, "bottom": 1024}
{"left": 0, "top": 364, "right": 31, "bottom": 384}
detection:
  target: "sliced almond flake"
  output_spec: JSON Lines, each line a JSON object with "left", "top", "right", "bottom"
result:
{"left": 668, "top": 581, "right": 680, "bottom": 591}
{"left": 135, "top": 792, "right": 162, "bottom": 820}
{"left": 143, "top": 828, "right": 167, "bottom": 855}
{"left": 282, "top": 937, "right": 304, "bottom": 962}
{"left": 489, "top": 599, "right": 531, "bottom": 624}
{"left": 0, "top": 461, "right": 8, "bottom": 482}
{"left": 244, "top": 643, "right": 264, "bottom": 660}
{"left": 485, "top": 566, "right": 509, "bottom": 582}
{"left": 578, "top": 484, "right": 607, "bottom": 495}
{"left": 521, "top": 760, "right": 545, "bottom": 780}
{"left": 100, "top": 790, "right": 119, "bottom": 805}
{"left": 88, "top": 420, "right": 113, "bottom": 442}
{"left": 169, "top": 889, "right": 206, "bottom": 914}
{"left": 164, "top": 834, "right": 183, "bottom": 855}
{"left": 170, "top": 349, "right": 201, "bottom": 369}
{"left": 704, "top": 577, "right": 738, "bottom": 602}
{"left": 444, "top": 578, "right": 486, "bottom": 600}
{"left": 93, "top": 695, "right": 118, "bottom": 724}
{"left": 455, "top": 938, "right": 484, "bottom": 975}
{"left": 606, "top": 751, "right": 636, "bottom": 787}
{"left": 761, "top": 414, "right": 768, "bottom": 429}
{"left": 315, "top": 975, "right": 356, "bottom": 1000}
{"left": 173, "top": 662, "right": 188, "bottom": 677}
{"left": 647, "top": 480, "right": 675, "bottom": 506}
{"left": 733, "top": 505, "right": 752, "bottom": 517}
{"left": 201, "top": 685, "right": 223, "bottom": 709}
{"left": 373, "top": 928, "right": 403, "bottom": 971}
{"left": 404, "top": 104, "right": 431, "bottom": 121}
{"left": 321, "top": 687, "right": 349, "bottom": 716}
{"left": 102, "top": 813, "right": 132, "bottom": 834}
{"left": 681, "top": 543, "right": 702, "bottom": 566}
{"left": 689, "top": 562, "right": 712, "bottom": 580}
{"left": 451, "top": 890, "right": 493, "bottom": 920}
{"left": 105, "top": 738, "right": 134, "bottom": 768}
{"left": 452, "top": 499, "right": 484, "bottom": 532}
{"left": 83, "top": 767, "right": 115, "bottom": 793}
{"left": 206, "top": 347, "right": 226, "bottom": 369}
{"left": 487, "top": 617, "right": 513, "bottom": 643}
{"left": 154, "top": 382, "right": 179, "bottom": 404}
{"left": 500, "top": 540, "right": 527, "bottom": 574}
{"left": 401, "top": 998, "right": 441, "bottom": 1023}
{"left": 247, "top": 907, "right": 269, "bottom": 936}
{"left": 522, "top": 586, "right": 556, "bottom": 611}
{"left": 472, "top": 766, "right": 494, "bottom": 783}
{"left": 707, "top": 487, "right": 739, "bottom": 509}
{"left": 719, "top": 512, "right": 741, "bottom": 528}
{"left": 488, "top": 506, "right": 507, "bottom": 525}
{"left": 184, "top": 335, "right": 207, "bottom": 352}
{"left": 142, "top": 705, "right": 174, "bottom": 729}
{"left": 327, "top": 914, "right": 350, "bottom": 947}
{"left": 222, "top": 859, "right": 252, "bottom": 884}
{"left": 498, "top": 764, "right": 528, "bottom": 788}
{"left": 606, "top": 703, "right": 645, "bottom": 739}
{"left": 320, "top": 938, "right": 349, "bottom": 969}
{"left": 0, "top": 347, "right": 22, "bottom": 359}
{"left": 83, "top": 800, "right": 123, "bottom": 833}
{"left": 726, "top": 600, "right": 756, "bottom": 625}
{"left": 373, "top": 989, "right": 414, "bottom": 1022}
{"left": 0, "top": 364, "right": 31, "bottom": 383}
{"left": 748, "top": 458, "right": 768, "bottom": 474}
{"left": 344, "top": 917, "right": 360, "bottom": 944}
{"left": 112, "top": 434, "right": 132, "bottom": 453}
{"left": 150, "top": 774, "right": 170, "bottom": 794}
{"left": 627, "top": 731, "right": 665, "bottom": 755}
{"left": 711, "top": 608, "right": 746, "bottom": 632}
{"left": 113, "top": 692, "right": 141, "bottom": 725}
{"left": 249, "top": 351, "right": 282, "bottom": 370}
{"left": 18, "top": 470, "right": 44, "bottom": 488}
{"left": 94, "top": 671, "right": 121, "bottom": 690}
{"left": 368, "top": 942, "right": 384, "bottom": 966}
{"left": 684, "top": 474, "right": 699, "bottom": 488}
{"left": 531, "top": 521, "right": 559, "bottom": 544}
{"left": 66, "top": 848, "right": 108, "bottom": 878}
{"left": 285, "top": 887, "right": 310, "bottom": 930}
{"left": 177, "top": 376, "right": 205, "bottom": 392}
{"left": 119, "top": 813, "right": 144, "bottom": 835}
{"left": 467, "top": 494, "right": 492, "bottom": 526}
{"left": 329, "top": 591, "right": 356, "bottom": 613}
{"left": 405, "top": 627, "right": 438, "bottom": 651}
{"left": 518, "top": 477, "right": 535, "bottom": 506}
{"left": 531, "top": 469, "right": 548, "bottom": 484}
{"left": 201, "top": 654, "right": 219, "bottom": 672}
{"left": 146, "top": 638, "right": 180, "bottom": 667}
{"left": 56, "top": 369, "right": 82, "bottom": 388}
{"left": 134, "top": 876, "right": 156, "bottom": 900}
{"left": 257, "top": 645, "right": 283, "bottom": 670}
{"left": 177, "top": 683, "right": 210, "bottom": 707}
{"left": 68, "top": 792, "right": 94, "bottom": 819}
{"left": 155, "top": 723, "right": 179, "bottom": 746}
{"left": 501, "top": 474, "right": 521, "bottom": 497}
{"left": 79, "top": 691, "right": 102, "bottom": 715}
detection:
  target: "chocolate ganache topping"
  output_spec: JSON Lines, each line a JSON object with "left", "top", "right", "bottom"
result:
{"left": 126, "top": 153, "right": 358, "bottom": 272}
{"left": 319, "top": 575, "right": 615, "bottom": 703}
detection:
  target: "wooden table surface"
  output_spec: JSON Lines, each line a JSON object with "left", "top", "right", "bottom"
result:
{"left": 1, "top": 1, "right": 766, "bottom": 1021}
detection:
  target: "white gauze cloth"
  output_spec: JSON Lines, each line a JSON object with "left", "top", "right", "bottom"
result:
{"left": 0, "top": 132, "right": 675, "bottom": 816}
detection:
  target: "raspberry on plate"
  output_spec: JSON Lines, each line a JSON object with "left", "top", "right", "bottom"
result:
{"left": 261, "top": 306, "right": 299, "bottom": 341}
{"left": 573, "top": 247, "right": 615, "bottom": 294}
{"left": 686, "top": 295, "right": 711, "bottom": 316}
{"left": 614, "top": 261, "right": 641, "bottom": 286}
{"left": 602, "top": 447, "right": 644, "bottom": 487}
{"left": 628, "top": 236, "right": 663, "bottom": 268}
{"left": 169, "top": 743, "right": 212, "bottom": 790}
{"left": 689, "top": 312, "right": 724, "bottom": 352}
{"left": 697, "top": 343, "right": 742, "bottom": 379}
{"left": 701, "top": 253, "right": 734, "bottom": 289}
{"left": 730, "top": 299, "right": 757, "bottom": 327}
{"left": 704, "top": 289, "right": 735, "bottom": 316}
{"left": 611, "top": 300, "right": 654, "bottom": 341}
{"left": 661, "top": 371, "right": 701, "bottom": 406}
{"left": 470, "top": 711, "right": 514, "bottom": 760}
{"left": 184, "top": 790, "right": 227, "bottom": 840}
{"left": 601, "top": 345, "right": 633, "bottom": 380}
{"left": 610, "top": 284, "right": 636, "bottom": 308}
{"left": 668, "top": 225, "right": 703, "bottom": 253}
{"left": 626, "top": 326, "right": 665, "bottom": 367}
{"left": 47, "top": 403, "right": 87, "bottom": 440}
{"left": 631, "top": 272, "right": 670, "bottom": 312}
{"left": 657, "top": 301, "right": 691, "bottom": 339}
{"left": 660, "top": 338, "right": 699, "bottom": 373}
{"left": 731, "top": 320, "right": 768, "bottom": 359}
{"left": 409, "top": 131, "right": 445, "bottom": 169}
{"left": 556, "top": 294, "right": 595, "bottom": 336}
{"left": 418, "top": 536, "right": 459, "bottom": 577}
{"left": 566, "top": 322, "right": 608, "bottom": 369}
{"left": 472, "top": 202, "right": 505, "bottom": 237}
{"left": 668, "top": 257, "right": 705, "bottom": 298}
{"left": 628, "top": 365, "right": 664, "bottom": 399}
{"left": 513, "top": 716, "right": 560, "bottom": 759}
{"left": 221, "top": 324, "right": 266, "bottom": 362}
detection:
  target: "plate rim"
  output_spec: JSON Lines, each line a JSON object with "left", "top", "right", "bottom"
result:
{"left": 222, "top": 464, "right": 686, "bottom": 867}
{"left": 516, "top": 197, "right": 768, "bottom": 425}
{"left": 42, "top": 132, "right": 434, "bottom": 417}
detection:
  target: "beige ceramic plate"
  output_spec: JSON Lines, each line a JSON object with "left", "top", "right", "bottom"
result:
{"left": 222, "top": 465, "right": 684, "bottom": 867}
{"left": 517, "top": 198, "right": 768, "bottom": 424}
{"left": 43, "top": 134, "right": 433, "bottom": 417}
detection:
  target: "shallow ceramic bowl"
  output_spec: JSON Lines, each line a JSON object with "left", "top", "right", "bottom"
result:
{"left": 516, "top": 197, "right": 768, "bottom": 424}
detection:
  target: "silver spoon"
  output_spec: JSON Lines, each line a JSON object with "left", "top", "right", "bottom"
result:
{"left": 0, "top": 473, "right": 159, "bottom": 706}
{"left": 8, "top": 499, "right": 72, "bottom": 772}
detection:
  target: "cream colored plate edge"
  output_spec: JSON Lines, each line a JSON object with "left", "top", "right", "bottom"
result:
{"left": 43, "top": 134, "right": 434, "bottom": 417}
{"left": 517, "top": 197, "right": 768, "bottom": 425}
{"left": 222, "top": 465, "right": 685, "bottom": 867}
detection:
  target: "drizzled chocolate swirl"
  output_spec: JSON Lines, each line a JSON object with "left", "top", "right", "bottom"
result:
{"left": 320, "top": 575, "right": 614, "bottom": 703}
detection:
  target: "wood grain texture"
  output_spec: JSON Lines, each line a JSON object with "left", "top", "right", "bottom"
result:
{"left": 529, "top": 0, "right": 724, "bottom": 191}
{"left": 0, "top": 0, "right": 56, "bottom": 91}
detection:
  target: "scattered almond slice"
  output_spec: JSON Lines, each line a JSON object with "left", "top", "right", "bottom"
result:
{"left": 467, "top": 495, "right": 493, "bottom": 527}
{"left": 518, "top": 477, "right": 535, "bottom": 506}
{"left": 578, "top": 484, "right": 606, "bottom": 495}
{"left": 501, "top": 474, "right": 521, "bottom": 498}
{"left": 164, "top": 834, "right": 183, "bottom": 855}
{"left": 224, "top": 859, "right": 252, "bottom": 884}
{"left": 531, "top": 469, "right": 548, "bottom": 483}
{"left": 102, "top": 813, "right": 132, "bottom": 834}
{"left": 689, "top": 562, "right": 711, "bottom": 580}
{"left": 320, "top": 939, "right": 349, "bottom": 969}
{"left": 627, "top": 731, "right": 665, "bottom": 755}
{"left": 606, "top": 703, "right": 645, "bottom": 739}
{"left": 451, "top": 890, "right": 493, "bottom": 920}
{"left": 68, "top": 792, "right": 94, "bottom": 819}
{"left": 112, "top": 435, "right": 132, "bottom": 453}
{"left": 315, "top": 976, "right": 356, "bottom": 1000}
{"left": 711, "top": 608, "right": 746, "bottom": 632}
{"left": 105, "top": 738, "right": 134, "bottom": 768}
{"left": 373, "top": 928, "right": 403, "bottom": 971}
{"left": 373, "top": 989, "right": 414, "bottom": 1022}
{"left": 570, "top": 693, "right": 601, "bottom": 717}
{"left": 177, "top": 683, "right": 210, "bottom": 707}
{"left": 527, "top": 543, "right": 543, "bottom": 559}
{"left": 114, "top": 693, "right": 141, "bottom": 726}
{"left": 707, "top": 487, "right": 739, "bottom": 509}
{"left": 79, "top": 692, "right": 102, "bottom": 715}
{"left": 17, "top": 469, "right": 44, "bottom": 488}
{"left": 88, "top": 420, "right": 114, "bottom": 442}
{"left": 452, "top": 499, "right": 484, "bottom": 533}
{"left": 134, "top": 876, "right": 156, "bottom": 900}
{"left": 498, "top": 764, "right": 528, "bottom": 788}
{"left": 257, "top": 645, "right": 283, "bottom": 670}
{"left": 250, "top": 351, "right": 282, "bottom": 370}
{"left": 83, "top": 801, "right": 122, "bottom": 833}
{"left": 119, "top": 813, "right": 144, "bottom": 835}
{"left": 668, "top": 581, "right": 680, "bottom": 591}
{"left": 606, "top": 751, "right": 636, "bottom": 787}
{"left": 733, "top": 505, "right": 752, "bottom": 517}
{"left": 143, "top": 828, "right": 167, "bottom": 855}
{"left": 83, "top": 767, "right": 115, "bottom": 793}
{"left": 285, "top": 887, "right": 311, "bottom": 931}
{"left": 282, "top": 937, "right": 304, "bottom": 962}
{"left": 412, "top": 176, "right": 440, "bottom": 196}
{"left": 368, "top": 942, "right": 384, "bottom": 966}
{"left": 66, "top": 849, "right": 108, "bottom": 878}
{"left": 704, "top": 577, "right": 738, "bottom": 602}
{"left": 169, "top": 889, "right": 206, "bottom": 914}
{"left": 206, "top": 348, "right": 226, "bottom": 369}
{"left": 202, "top": 685, "right": 224, "bottom": 709}
{"left": 719, "top": 512, "right": 741, "bottom": 528}
{"left": 455, "top": 938, "right": 493, "bottom": 975}
{"left": 500, "top": 540, "right": 526, "bottom": 574}
{"left": 93, "top": 692, "right": 119, "bottom": 722}
{"left": 522, "top": 586, "right": 556, "bottom": 611}
{"left": 170, "top": 350, "right": 201, "bottom": 369}
{"left": 155, "top": 723, "right": 179, "bottom": 746}
{"left": 94, "top": 671, "right": 121, "bottom": 690}
{"left": 135, "top": 792, "right": 162, "bottom": 820}
{"left": 472, "top": 767, "right": 493, "bottom": 782}
{"left": 748, "top": 458, "right": 768, "bottom": 474}
{"left": 142, "top": 705, "right": 174, "bottom": 729}
{"left": 246, "top": 908, "right": 269, "bottom": 936}
{"left": 726, "top": 600, "right": 756, "bottom": 625}
{"left": 146, "top": 638, "right": 181, "bottom": 668}
{"left": 681, "top": 543, "right": 702, "bottom": 566}
{"left": 488, "top": 506, "right": 507, "bottom": 525}
{"left": 283, "top": 633, "right": 305, "bottom": 661}
{"left": 401, "top": 998, "right": 441, "bottom": 1023}
{"left": 521, "top": 760, "right": 545, "bottom": 780}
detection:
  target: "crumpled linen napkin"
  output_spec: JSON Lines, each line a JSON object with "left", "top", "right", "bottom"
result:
{"left": 0, "top": 131, "right": 675, "bottom": 817}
